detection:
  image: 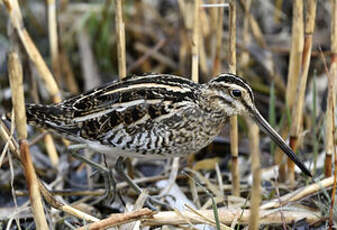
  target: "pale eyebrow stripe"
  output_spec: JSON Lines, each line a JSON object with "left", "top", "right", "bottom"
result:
{"left": 101, "top": 83, "right": 191, "bottom": 96}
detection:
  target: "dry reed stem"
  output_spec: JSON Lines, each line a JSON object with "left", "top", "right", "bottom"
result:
{"left": 159, "top": 157, "right": 179, "bottom": 197}
{"left": 237, "top": 2, "right": 261, "bottom": 227}
{"left": 215, "top": 162, "right": 224, "bottom": 196}
{"left": 329, "top": 102, "right": 336, "bottom": 229}
{"left": 286, "top": 0, "right": 304, "bottom": 109}
{"left": 8, "top": 51, "right": 48, "bottom": 229}
{"left": 8, "top": 52, "right": 26, "bottom": 140}
{"left": 115, "top": 0, "right": 127, "bottom": 78}
{"left": 291, "top": 0, "right": 317, "bottom": 134}
{"left": 3, "top": 0, "right": 61, "bottom": 103}
{"left": 260, "top": 176, "right": 335, "bottom": 210}
{"left": 144, "top": 208, "right": 319, "bottom": 226}
{"left": 209, "top": 0, "right": 218, "bottom": 66}
{"left": 247, "top": 119, "right": 261, "bottom": 230}
{"left": 274, "top": 129, "right": 289, "bottom": 181}
{"left": 199, "top": 6, "right": 210, "bottom": 37}
{"left": 43, "top": 0, "right": 65, "bottom": 163}
{"left": 191, "top": 0, "right": 200, "bottom": 82}
{"left": 278, "top": 0, "right": 303, "bottom": 183}
{"left": 212, "top": 0, "right": 224, "bottom": 75}
{"left": 245, "top": 7, "right": 266, "bottom": 49}
{"left": 228, "top": 0, "right": 240, "bottom": 197}
{"left": 47, "top": 0, "right": 61, "bottom": 83}
{"left": 328, "top": 0, "right": 337, "bottom": 227}
{"left": 185, "top": 0, "right": 201, "bottom": 198}
{"left": 43, "top": 134, "right": 59, "bottom": 167}
{"left": 199, "top": 31, "right": 209, "bottom": 75}
{"left": 0, "top": 121, "right": 18, "bottom": 155}
{"left": 288, "top": 0, "right": 316, "bottom": 185}
{"left": 178, "top": 0, "right": 193, "bottom": 32}
{"left": 120, "top": 191, "right": 149, "bottom": 230}
{"left": 37, "top": 181, "right": 100, "bottom": 222}
{"left": 184, "top": 204, "right": 233, "bottom": 230}
{"left": 76, "top": 208, "right": 154, "bottom": 230}
{"left": 325, "top": 0, "right": 337, "bottom": 178}
{"left": 198, "top": 4, "right": 209, "bottom": 75}
{"left": 188, "top": 175, "right": 201, "bottom": 208}
{"left": 20, "top": 141, "right": 49, "bottom": 230}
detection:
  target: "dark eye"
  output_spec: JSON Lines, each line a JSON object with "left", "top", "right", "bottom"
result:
{"left": 231, "top": 89, "right": 241, "bottom": 97}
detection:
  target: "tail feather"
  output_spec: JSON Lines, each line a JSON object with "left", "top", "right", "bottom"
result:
{"left": 2, "top": 104, "right": 80, "bottom": 140}
{"left": 26, "top": 104, "right": 80, "bottom": 137}
{"left": 26, "top": 104, "right": 63, "bottom": 126}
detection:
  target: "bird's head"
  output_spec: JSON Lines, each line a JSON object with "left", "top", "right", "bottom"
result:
{"left": 204, "top": 73, "right": 312, "bottom": 177}
{"left": 205, "top": 73, "right": 255, "bottom": 117}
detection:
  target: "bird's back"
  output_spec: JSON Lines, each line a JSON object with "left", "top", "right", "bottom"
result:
{"left": 26, "top": 74, "right": 224, "bottom": 158}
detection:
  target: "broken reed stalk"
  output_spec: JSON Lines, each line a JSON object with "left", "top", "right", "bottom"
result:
{"left": 325, "top": 0, "right": 337, "bottom": 179}
{"left": 247, "top": 119, "right": 261, "bottom": 230}
{"left": 260, "top": 176, "right": 335, "bottom": 210}
{"left": 77, "top": 208, "right": 154, "bottom": 230}
{"left": 328, "top": 0, "right": 337, "bottom": 227}
{"left": 8, "top": 52, "right": 48, "bottom": 230}
{"left": 144, "top": 208, "right": 319, "bottom": 226}
{"left": 289, "top": 0, "right": 317, "bottom": 185}
{"left": 191, "top": 0, "right": 200, "bottom": 82}
{"left": 228, "top": 0, "right": 240, "bottom": 197}
{"left": 276, "top": 0, "right": 303, "bottom": 183}
{"left": 47, "top": 0, "right": 61, "bottom": 83}
{"left": 115, "top": 0, "right": 127, "bottom": 78}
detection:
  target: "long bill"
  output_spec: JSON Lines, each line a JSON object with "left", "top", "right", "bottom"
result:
{"left": 252, "top": 110, "right": 312, "bottom": 177}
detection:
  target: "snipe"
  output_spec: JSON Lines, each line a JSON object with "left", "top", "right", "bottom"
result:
{"left": 25, "top": 73, "right": 311, "bottom": 177}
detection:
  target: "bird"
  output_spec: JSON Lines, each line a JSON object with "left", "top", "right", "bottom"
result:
{"left": 25, "top": 73, "right": 311, "bottom": 177}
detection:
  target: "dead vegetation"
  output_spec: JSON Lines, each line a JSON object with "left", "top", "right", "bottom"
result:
{"left": 0, "top": 0, "right": 336, "bottom": 229}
